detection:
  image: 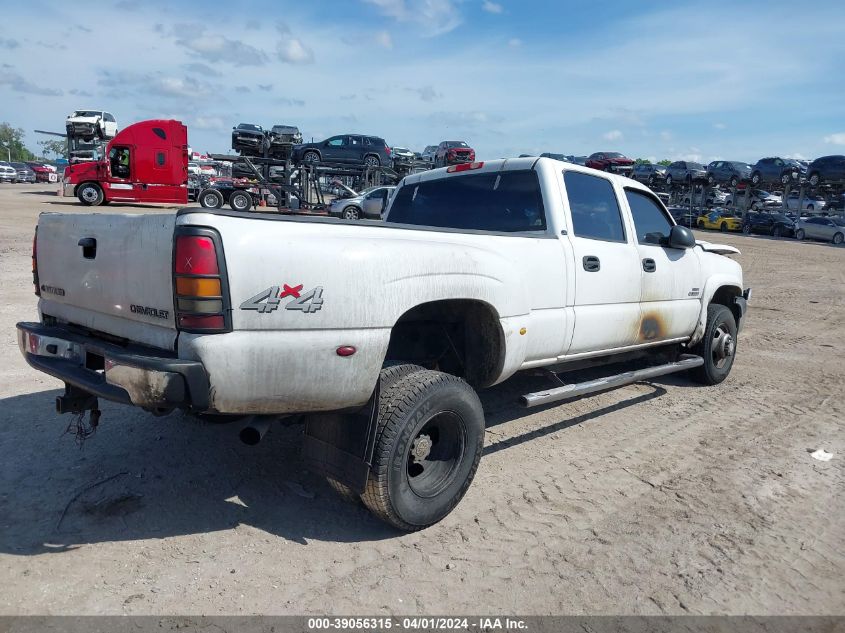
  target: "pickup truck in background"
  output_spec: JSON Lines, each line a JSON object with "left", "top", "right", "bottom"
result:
{"left": 62, "top": 119, "right": 189, "bottom": 206}
{"left": 18, "top": 157, "right": 749, "bottom": 531}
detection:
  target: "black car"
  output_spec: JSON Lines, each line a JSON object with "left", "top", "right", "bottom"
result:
{"left": 267, "top": 124, "right": 302, "bottom": 159}
{"left": 668, "top": 206, "right": 697, "bottom": 228}
{"left": 665, "top": 161, "right": 707, "bottom": 186}
{"left": 631, "top": 162, "right": 668, "bottom": 185}
{"left": 751, "top": 157, "right": 802, "bottom": 186}
{"left": 294, "top": 134, "right": 392, "bottom": 168}
{"left": 742, "top": 212, "right": 795, "bottom": 238}
{"left": 806, "top": 155, "right": 845, "bottom": 187}
{"left": 706, "top": 160, "right": 752, "bottom": 187}
{"left": 231, "top": 123, "right": 268, "bottom": 156}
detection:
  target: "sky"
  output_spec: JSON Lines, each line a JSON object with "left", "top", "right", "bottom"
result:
{"left": 2, "top": 0, "right": 845, "bottom": 164}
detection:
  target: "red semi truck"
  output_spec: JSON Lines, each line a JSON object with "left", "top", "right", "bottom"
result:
{"left": 62, "top": 119, "right": 189, "bottom": 206}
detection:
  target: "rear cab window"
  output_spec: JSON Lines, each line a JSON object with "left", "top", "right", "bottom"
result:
{"left": 385, "top": 170, "right": 547, "bottom": 233}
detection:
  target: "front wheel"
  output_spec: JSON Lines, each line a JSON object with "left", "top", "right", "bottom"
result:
{"left": 796, "top": 228, "right": 805, "bottom": 240}
{"left": 730, "top": 176, "right": 739, "bottom": 187}
{"left": 77, "top": 182, "right": 103, "bottom": 206}
{"left": 363, "top": 155, "right": 381, "bottom": 168}
{"left": 199, "top": 188, "right": 224, "bottom": 209}
{"left": 697, "top": 220, "right": 705, "bottom": 229}
{"left": 808, "top": 173, "right": 820, "bottom": 187}
{"left": 834, "top": 232, "right": 844, "bottom": 245}
{"left": 302, "top": 151, "right": 320, "bottom": 164}
{"left": 666, "top": 175, "right": 673, "bottom": 186}
{"left": 773, "top": 225, "right": 782, "bottom": 238}
{"left": 690, "top": 304, "right": 738, "bottom": 385}
{"left": 720, "top": 222, "right": 728, "bottom": 232}
{"left": 751, "top": 172, "right": 761, "bottom": 186}
{"left": 781, "top": 173, "right": 791, "bottom": 185}
{"left": 362, "top": 370, "right": 485, "bottom": 531}
{"left": 342, "top": 206, "right": 361, "bottom": 220}
{"left": 742, "top": 223, "right": 751, "bottom": 235}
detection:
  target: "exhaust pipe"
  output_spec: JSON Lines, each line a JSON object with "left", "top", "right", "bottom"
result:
{"left": 239, "top": 416, "right": 272, "bottom": 446}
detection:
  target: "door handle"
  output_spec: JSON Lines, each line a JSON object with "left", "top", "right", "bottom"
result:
{"left": 582, "top": 255, "right": 600, "bottom": 272}
{"left": 642, "top": 258, "right": 656, "bottom": 273}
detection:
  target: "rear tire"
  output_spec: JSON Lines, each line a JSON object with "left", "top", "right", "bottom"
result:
{"left": 834, "top": 232, "right": 844, "bottom": 245}
{"left": 302, "top": 151, "right": 320, "bottom": 164}
{"left": 796, "top": 228, "right": 805, "bottom": 240}
{"left": 77, "top": 182, "right": 103, "bottom": 206}
{"left": 342, "top": 206, "right": 361, "bottom": 220}
{"left": 720, "top": 222, "right": 728, "bottom": 232}
{"left": 773, "top": 225, "right": 782, "bottom": 238}
{"left": 364, "top": 155, "right": 381, "bottom": 168}
{"left": 751, "top": 172, "right": 761, "bottom": 186}
{"left": 229, "top": 190, "right": 252, "bottom": 212}
{"left": 199, "top": 188, "right": 224, "bottom": 209}
{"left": 362, "top": 370, "right": 485, "bottom": 531}
{"left": 808, "top": 173, "right": 820, "bottom": 187}
{"left": 690, "top": 304, "right": 738, "bottom": 385}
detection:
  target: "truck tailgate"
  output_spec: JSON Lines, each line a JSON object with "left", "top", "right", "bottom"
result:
{"left": 36, "top": 213, "right": 178, "bottom": 351}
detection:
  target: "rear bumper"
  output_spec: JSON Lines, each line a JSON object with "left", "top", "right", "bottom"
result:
{"left": 16, "top": 322, "right": 209, "bottom": 411}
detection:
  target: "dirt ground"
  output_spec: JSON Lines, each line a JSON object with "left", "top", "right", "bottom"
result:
{"left": 0, "top": 183, "right": 842, "bottom": 616}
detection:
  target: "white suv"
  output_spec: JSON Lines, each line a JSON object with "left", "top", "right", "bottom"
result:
{"left": 66, "top": 110, "right": 118, "bottom": 139}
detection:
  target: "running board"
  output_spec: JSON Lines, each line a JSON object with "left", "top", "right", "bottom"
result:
{"left": 519, "top": 354, "right": 704, "bottom": 408}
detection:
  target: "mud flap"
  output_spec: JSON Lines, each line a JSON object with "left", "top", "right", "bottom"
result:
{"left": 300, "top": 383, "right": 380, "bottom": 494}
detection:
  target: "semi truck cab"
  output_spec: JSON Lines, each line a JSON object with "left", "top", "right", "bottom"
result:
{"left": 62, "top": 119, "right": 189, "bottom": 206}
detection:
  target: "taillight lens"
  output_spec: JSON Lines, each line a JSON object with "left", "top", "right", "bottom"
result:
{"left": 173, "top": 232, "right": 229, "bottom": 333}
{"left": 32, "top": 228, "right": 40, "bottom": 296}
{"left": 385, "top": 146, "right": 391, "bottom": 155}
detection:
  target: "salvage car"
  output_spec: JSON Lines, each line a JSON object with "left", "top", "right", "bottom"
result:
{"left": 421, "top": 145, "right": 438, "bottom": 163}
{"left": 681, "top": 188, "right": 729, "bottom": 207}
{"left": 785, "top": 191, "right": 827, "bottom": 213}
{"left": 268, "top": 124, "right": 302, "bottom": 159}
{"left": 391, "top": 147, "right": 415, "bottom": 168}
{"left": 795, "top": 216, "right": 845, "bottom": 244}
{"left": 26, "top": 162, "right": 58, "bottom": 183}
{"left": 742, "top": 212, "right": 795, "bottom": 237}
{"left": 697, "top": 210, "right": 743, "bottom": 232}
{"left": 231, "top": 123, "right": 268, "bottom": 155}
{"left": 584, "top": 152, "right": 633, "bottom": 174}
{"left": 806, "top": 155, "right": 845, "bottom": 187}
{"left": 751, "top": 157, "right": 802, "bottom": 186}
{"left": 65, "top": 110, "right": 118, "bottom": 139}
{"left": 665, "top": 161, "right": 707, "bottom": 186}
{"left": 10, "top": 162, "right": 36, "bottom": 183}
{"left": 433, "top": 141, "right": 475, "bottom": 168}
{"left": 631, "top": 162, "right": 668, "bottom": 185}
{"left": 294, "top": 134, "right": 392, "bottom": 168}
{"left": 0, "top": 161, "right": 17, "bottom": 183}
{"left": 706, "top": 161, "right": 752, "bottom": 187}
{"left": 328, "top": 185, "right": 396, "bottom": 220}
{"left": 17, "top": 157, "right": 749, "bottom": 531}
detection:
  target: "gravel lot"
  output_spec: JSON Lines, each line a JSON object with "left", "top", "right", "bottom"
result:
{"left": 0, "top": 184, "right": 842, "bottom": 615}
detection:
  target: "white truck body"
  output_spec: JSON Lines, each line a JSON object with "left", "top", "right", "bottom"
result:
{"left": 22, "top": 157, "right": 746, "bottom": 416}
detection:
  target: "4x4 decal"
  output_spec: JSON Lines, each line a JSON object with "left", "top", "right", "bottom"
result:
{"left": 240, "top": 285, "right": 324, "bottom": 314}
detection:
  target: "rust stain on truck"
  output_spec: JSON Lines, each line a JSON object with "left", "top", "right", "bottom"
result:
{"left": 638, "top": 311, "right": 666, "bottom": 341}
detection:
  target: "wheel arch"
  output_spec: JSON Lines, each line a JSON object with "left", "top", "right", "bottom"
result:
{"left": 383, "top": 298, "right": 506, "bottom": 389}
{"left": 690, "top": 279, "right": 744, "bottom": 345}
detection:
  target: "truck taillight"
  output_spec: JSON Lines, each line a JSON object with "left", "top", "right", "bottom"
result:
{"left": 32, "top": 228, "right": 39, "bottom": 296}
{"left": 173, "top": 230, "right": 230, "bottom": 333}
{"left": 446, "top": 162, "right": 485, "bottom": 173}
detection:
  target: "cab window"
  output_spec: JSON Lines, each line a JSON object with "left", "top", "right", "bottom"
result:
{"left": 625, "top": 189, "right": 673, "bottom": 245}
{"left": 564, "top": 171, "right": 626, "bottom": 242}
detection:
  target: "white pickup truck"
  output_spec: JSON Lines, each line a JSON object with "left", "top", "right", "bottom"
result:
{"left": 18, "top": 157, "right": 749, "bottom": 531}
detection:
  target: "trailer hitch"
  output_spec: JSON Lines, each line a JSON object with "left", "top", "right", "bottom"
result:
{"left": 57, "top": 383, "right": 101, "bottom": 445}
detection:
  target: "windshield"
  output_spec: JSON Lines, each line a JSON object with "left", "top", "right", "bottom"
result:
{"left": 71, "top": 110, "right": 101, "bottom": 117}
{"left": 238, "top": 124, "right": 261, "bottom": 131}
{"left": 446, "top": 141, "right": 469, "bottom": 148}
{"left": 604, "top": 152, "right": 625, "bottom": 158}
{"left": 394, "top": 147, "right": 410, "bottom": 153}
{"left": 833, "top": 217, "right": 845, "bottom": 226}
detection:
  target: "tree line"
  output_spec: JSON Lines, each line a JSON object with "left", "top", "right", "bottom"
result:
{"left": 0, "top": 122, "right": 66, "bottom": 162}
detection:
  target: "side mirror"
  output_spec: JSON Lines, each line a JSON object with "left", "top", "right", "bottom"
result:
{"left": 668, "top": 225, "right": 695, "bottom": 249}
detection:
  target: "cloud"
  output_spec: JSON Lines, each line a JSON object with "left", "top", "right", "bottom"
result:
{"left": 363, "top": 0, "right": 462, "bottom": 36}
{"left": 0, "top": 38, "right": 20, "bottom": 49}
{"left": 659, "top": 130, "right": 672, "bottom": 141}
{"left": 258, "top": 84, "right": 273, "bottom": 92}
{"left": 192, "top": 116, "right": 226, "bottom": 130}
{"left": 277, "top": 38, "right": 315, "bottom": 64}
{"left": 482, "top": 1, "right": 503, "bottom": 14}
{"left": 375, "top": 30, "right": 393, "bottom": 49}
{"left": 99, "top": 71, "right": 217, "bottom": 100}
{"left": 0, "top": 70, "right": 63, "bottom": 96}
{"left": 823, "top": 133, "right": 845, "bottom": 145}
{"left": 184, "top": 62, "right": 223, "bottom": 77}
{"left": 508, "top": 38, "right": 522, "bottom": 48}
{"left": 713, "top": 122, "right": 727, "bottom": 130}
{"left": 280, "top": 98, "right": 306, "bottom": 107}
{"left": 69, "top": 88, "right": 93, "bottom": 97}
{"left": 408, "top": 85, "right": 441, "bottom": 102}
{"left": 603, "top": 130, "right": 623, "bottom": 141}
{"left": 172, "top": 26, "right": 268, "bottom": 65}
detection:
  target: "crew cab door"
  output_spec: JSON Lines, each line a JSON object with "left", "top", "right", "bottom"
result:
{"left": 623, "top": 188, "right": 701, "bottom": 341}
{"left": 561, "top": 170, "right": 642, "bottom": 355}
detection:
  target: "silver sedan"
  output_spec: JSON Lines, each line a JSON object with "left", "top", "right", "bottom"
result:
{"left": 795, "top": 216, "right": 845, "bottom": 244}
{"left": 329, "top": 186, "right": 396, "bottom": 220}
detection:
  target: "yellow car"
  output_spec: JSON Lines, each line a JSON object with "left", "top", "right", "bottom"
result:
{"left": 696, "top": 211, "right": 743, "bottom": 232}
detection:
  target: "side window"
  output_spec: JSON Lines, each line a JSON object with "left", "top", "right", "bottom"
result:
{"left": 625, "top": 189, "right": 673, "bottom": 245}
{"left": 327, "top": 137, "right": 343, "bottom": 147}
{"left": 564, "top": 171, "right": 626, "bottom": 242}
{"left": 152, "top": 127, "right": 166, "bottom": 140}
{"left": 155, "top": 151, "right": 167, "bottom": 167}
